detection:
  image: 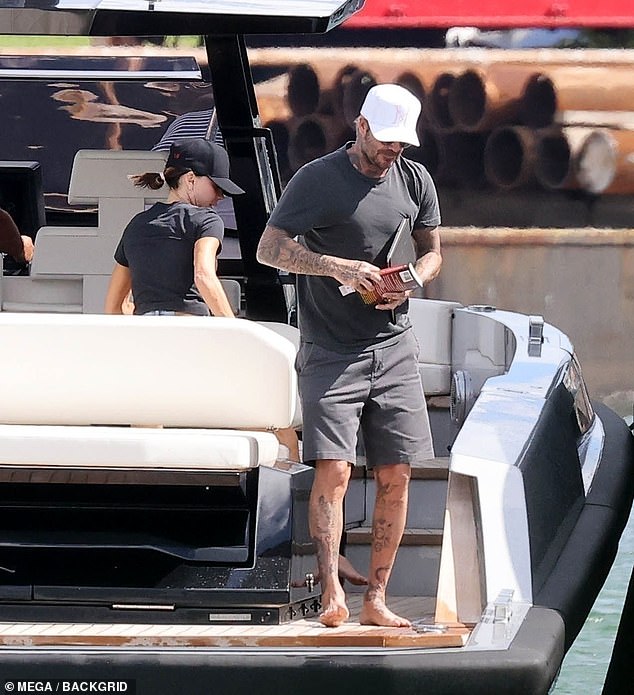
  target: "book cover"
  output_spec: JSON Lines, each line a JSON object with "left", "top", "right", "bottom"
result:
{"left": 372, "top": 217, "right": 415, "bottom": 269}
{"left": 386, "top": 217, "right": 415, "bottom": 267}
{"left": 358, "top": 263, "right": 423, "bottom": 305}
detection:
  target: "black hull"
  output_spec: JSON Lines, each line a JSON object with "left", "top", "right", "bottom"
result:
{"left": 534, "top": 402, "right": 634, "bottom": 648}
{"left": 602, "top": 561, "right": 634, "bottom": 694}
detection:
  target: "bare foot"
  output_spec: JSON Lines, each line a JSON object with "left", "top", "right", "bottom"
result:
{"left": 312, "top": 555, "right": 367, "bottom": 587}
{"left": 319, "top": 586, "right": 349, "bottom": 627}
{"left": 359, "top": 599, "right": 411, "bottom": 628}
{"left": 337, "top": 555, "right": 368, "bottom": 586}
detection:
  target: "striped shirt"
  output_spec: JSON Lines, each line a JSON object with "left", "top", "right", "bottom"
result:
{"left": 152, "top": 109, "right": 225, "bottom": 152}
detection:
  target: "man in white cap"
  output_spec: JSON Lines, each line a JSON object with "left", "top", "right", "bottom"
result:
{"left": 257, "top": 84, "right": 442, "bottom": 628}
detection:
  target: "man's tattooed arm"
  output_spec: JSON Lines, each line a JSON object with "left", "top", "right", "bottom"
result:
{"left": 257, "top": 223, "right": 381, "bottom": 292}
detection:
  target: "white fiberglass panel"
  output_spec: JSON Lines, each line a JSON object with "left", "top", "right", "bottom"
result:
{"left": 452, "top": 451, "right": 533, "bottom": 604}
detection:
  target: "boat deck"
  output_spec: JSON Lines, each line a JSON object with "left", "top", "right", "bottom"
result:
{"left": 0, "top": 597, "right": 470, "bottom": 649}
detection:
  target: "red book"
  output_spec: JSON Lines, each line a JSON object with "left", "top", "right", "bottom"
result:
{"left": 358, "top": 263, "right": 423, "bottom": 305}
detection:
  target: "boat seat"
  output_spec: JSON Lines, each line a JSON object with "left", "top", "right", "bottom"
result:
{"left": 31, "top": 150, "right": 169, "bottom": 278}
{"left": 0, "top": 313, "right": 298, "bottom": 471}
{"left": 5, "top": 151, "right": 168, "bottom": 313}
{"left": 409, "top": 298, "right": 462, "bottom": 395}
{"left": 1, "top": 150, "right": 242, "bottom": 314}
{"left": 0, "top": 425, "right": 277, "bottom": 472}
{"left": 0, "top": 274, "right": 241, "bottom": 316}
{"left": 257, "top": 320, "right": 302, "bottom": 429}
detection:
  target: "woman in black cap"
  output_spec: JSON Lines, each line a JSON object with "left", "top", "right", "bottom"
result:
{"left": 105, "top": 138, "right": 244, "bottom": 317}
{"left": 104, "top": 139, "right": 368, "bottom": 588}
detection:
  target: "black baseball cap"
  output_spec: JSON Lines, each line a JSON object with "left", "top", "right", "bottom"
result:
{"left": 166, "top": 138, "right": 245, "bottom": 196}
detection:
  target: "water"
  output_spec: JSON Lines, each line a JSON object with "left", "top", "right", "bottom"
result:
{"left": 552, "top": 505, "right": 634, "bottom": 694}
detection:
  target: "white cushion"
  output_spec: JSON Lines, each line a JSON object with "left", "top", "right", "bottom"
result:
{"left": 0, "top": 313, "right": 297, "bottom": 429}
{"left": 258, "top": 321, "right": 302, "bottom": 428}
{"left": 0, "top": 425, "right": 278, "bottom": 471}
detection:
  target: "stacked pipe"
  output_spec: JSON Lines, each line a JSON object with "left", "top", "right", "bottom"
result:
{"left": 249, "top": 48, "right": 634, "bottom": 195}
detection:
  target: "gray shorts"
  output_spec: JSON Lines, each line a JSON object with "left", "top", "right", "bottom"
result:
{"left": 296, "top": 329, "right": 434, "bottom": 468}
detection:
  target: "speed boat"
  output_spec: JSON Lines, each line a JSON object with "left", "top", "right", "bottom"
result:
{"left": 0, "top": 2, "right": 632, "bottom": 693}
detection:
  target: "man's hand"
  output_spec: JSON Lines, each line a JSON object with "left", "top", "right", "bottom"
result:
{"left": 374, "top": 289, "right": 412, "bottom": 311}
{"left": 332, "top": 258, "right": 382, "bottom": 293}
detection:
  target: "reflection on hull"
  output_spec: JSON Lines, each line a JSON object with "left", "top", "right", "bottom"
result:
{"left": 0, "top": 55, "right": 213, "bottom": 211}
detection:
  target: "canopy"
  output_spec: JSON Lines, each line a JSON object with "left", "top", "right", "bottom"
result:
{"left": 0, "top": 0, "right": 363, "bottom": 36}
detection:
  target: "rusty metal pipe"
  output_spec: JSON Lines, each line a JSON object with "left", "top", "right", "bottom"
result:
{"left": 547, "top": 65, "right": 634, "bottom": 113}
{"left": 427, "top": 72, "right": 458, "bottom": 131}
{"left": 535, "top": 127, "right": 593, "bottom": 190}
{"left": 395, "top": 70, "right": 426, "bottom": 103}
{"left": 254, "top": 73, "right": 292, "bottom": 124}
{"left": 537, "top": 126, "right": 634, "bottom": 194}
{"left": 484, "top": 126, "right": 541, "bottom": 189}
{"left": 520, "top": 73, "right": 558, "bottom": 128}
{"left": 407, "top": 130, "right": 486, "bottom": 187}
{"left": 339, "top": 67, "right": 377, "bottom": 128}
{"left": 287, "top": 114, "right": 350, "bottom": 173}
{"left": 405, "top": 129, "right": 441, "bottom": 179}
{"left": 438, "top": 132, "right": 487, "bottom": 187}
{"left": 326, "top": 63, "right": 379, "bottom": 129}
{"left": 448, "top": 67, "right": 556, "bottom": 132}
{"left": 286, "top": 63, "right": 321, "bottom": 117}
{"left": 329, "top": 63, "right": 361, "bottom": 123}
{"left": 575, "top": 128, "right": 634, "bottom": 195}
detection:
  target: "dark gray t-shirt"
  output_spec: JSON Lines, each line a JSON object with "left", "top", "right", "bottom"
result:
{"left": 114, "top": 201, "right": 224, "bottom": 316}
{"left": 268, "top": 145, "right": 441, "bottom": 351}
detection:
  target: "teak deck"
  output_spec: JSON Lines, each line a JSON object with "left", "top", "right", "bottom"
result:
{"left": 0, "top": 597, "right": 470, "bottom": 649}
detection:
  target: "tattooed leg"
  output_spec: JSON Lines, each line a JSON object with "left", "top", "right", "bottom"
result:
{"left": 360, "top": 463, "right": 412, "bottom": 627}
{"left": 310, "top": 459, "right": 352, "bottom": 627}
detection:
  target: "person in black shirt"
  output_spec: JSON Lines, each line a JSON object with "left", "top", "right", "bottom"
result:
{"left": 105, "top": 138, "right": 244, "bottom": 317}
{"left": 0, "top": 207, "right": 34, "bottom": 264}
{"left": 257, "top": 84, "right": 441, "bottom": 628}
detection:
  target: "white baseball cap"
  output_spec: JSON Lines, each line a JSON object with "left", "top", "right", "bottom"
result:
{"left": 360, "top": 84, "right": 421, "bottom": 147}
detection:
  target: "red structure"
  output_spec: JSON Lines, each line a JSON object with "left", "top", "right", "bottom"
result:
{"left": 344, "top": 0, "right": 634, "bottom": 28}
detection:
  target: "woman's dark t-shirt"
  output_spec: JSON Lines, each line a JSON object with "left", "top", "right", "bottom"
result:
{"left": 114, "top": 201, "right": 224, "bottom": 316}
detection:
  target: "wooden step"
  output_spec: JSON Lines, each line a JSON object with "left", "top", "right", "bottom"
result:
{"left": 411, "top": 456, "right": 449, "bottom": 480}
{"left": 0, "top": 596, "right": 469, "bottom": 649}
